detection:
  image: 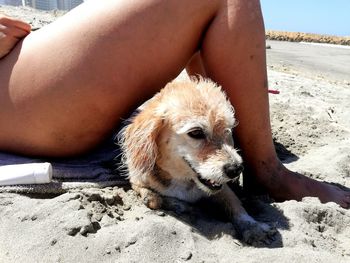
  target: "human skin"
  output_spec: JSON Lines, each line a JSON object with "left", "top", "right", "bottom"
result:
{"left": 0, "top": 0, "right": 349, "bottom": 208}
{"left": 0, "top": 14, "right": 31, "bottom": 59}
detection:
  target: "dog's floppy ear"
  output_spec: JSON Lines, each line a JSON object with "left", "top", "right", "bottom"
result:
{"left": 118, "top": 102, "right": 164, "bottom": 179}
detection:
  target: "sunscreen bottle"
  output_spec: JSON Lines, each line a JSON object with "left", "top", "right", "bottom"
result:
{"left": 0, "top": 163, "right": 52, "bottom": 185}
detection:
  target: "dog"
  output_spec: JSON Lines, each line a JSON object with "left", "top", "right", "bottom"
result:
{"left": 118, "top": 78, "right": 275, "bottom": 244}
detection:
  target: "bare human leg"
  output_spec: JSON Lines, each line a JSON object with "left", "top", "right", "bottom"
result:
{"left": 0, "top": 0, "right": 349, "bottom": 207}
{"left": 197, "top": 0, "right": 350, "bottom": 208}
{"left": 0, "top": 0, "right": 219, "bottom": 156}
{"left": 186, "top": 52, "right": 206, "bottom": 77}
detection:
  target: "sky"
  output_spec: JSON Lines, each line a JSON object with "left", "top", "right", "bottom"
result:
{"left": 260, "top": 0, "right": 350, "bottom": 36}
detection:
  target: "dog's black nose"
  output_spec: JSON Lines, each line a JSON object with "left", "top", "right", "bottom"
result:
{"left": 223, "top": 163, "right": 244, "bottom": 179}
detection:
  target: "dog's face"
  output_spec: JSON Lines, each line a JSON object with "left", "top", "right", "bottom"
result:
{"left": 120, "top": 78, "right": 243, "bottom": 196}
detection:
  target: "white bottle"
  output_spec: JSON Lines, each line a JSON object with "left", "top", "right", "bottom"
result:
{"left": 0, "top": 163, "right": 52, "bottom": 186}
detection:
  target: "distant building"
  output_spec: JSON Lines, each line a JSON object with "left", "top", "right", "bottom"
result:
{"left": 3, "top": 0, "right": 22, "bottom": 6}
{"left": 2, "top": 0, "right": 84, "bottom": 10}
{"left": 30, "top": 0, "right": 57, "bottom": 10}
{"left": 57, "top": 0, "right": 83, "bottom": 11}
{"left": 23, "top": 0, "right": 33, "bottom": 7}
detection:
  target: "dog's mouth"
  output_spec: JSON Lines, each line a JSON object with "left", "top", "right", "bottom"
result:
{"left": 183, "top": 157, "right": 223, "bottom": 191}
{"left": 197, "top": 176, "right": 223, "bottom": 191}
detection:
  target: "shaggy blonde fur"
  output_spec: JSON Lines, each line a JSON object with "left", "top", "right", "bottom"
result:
{"left": 118, "top": 78, "right": 275, "bottom": 244}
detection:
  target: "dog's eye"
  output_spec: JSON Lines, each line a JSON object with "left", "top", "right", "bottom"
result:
{"left": 187, "top": 129, "right": 206, "bottom": 140}
{"left": 224, "top": 128, "right": 233, "bottom": 136}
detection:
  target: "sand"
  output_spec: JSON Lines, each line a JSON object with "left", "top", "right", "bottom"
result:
{"left": 1, "top": 5, "right": 350, "bottom": 263}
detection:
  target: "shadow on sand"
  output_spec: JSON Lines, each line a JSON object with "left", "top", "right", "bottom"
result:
{"left": 158, "top": 188, "right": 290, "bottom": 248}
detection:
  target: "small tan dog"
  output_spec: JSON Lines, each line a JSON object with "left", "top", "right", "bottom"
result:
{"left": 119, "top": 78, "right": 275, "bottom": 244}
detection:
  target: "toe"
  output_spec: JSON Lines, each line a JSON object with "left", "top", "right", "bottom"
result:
{"left": 340, "top": 194, "right": 350, "bottom": 209}
{"left": 345, "top": 194, "right": 350, "bottom": 207}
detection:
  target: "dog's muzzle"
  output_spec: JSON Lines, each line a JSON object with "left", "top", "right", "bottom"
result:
{"left": 183, "top": 157, "right": 223, "bottom": 191}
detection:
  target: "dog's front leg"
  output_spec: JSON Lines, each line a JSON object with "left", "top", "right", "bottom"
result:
{"left": 132, "top": 184, "right": 163, "bottom": 210}
{"left": 132, "top": 184, "right": 190, "bottom": 214}
{"left": 212, "top": 185, "right": 276, "bottom": 245}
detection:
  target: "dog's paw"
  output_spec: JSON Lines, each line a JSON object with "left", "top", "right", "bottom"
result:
{"left": 235, "top": 220, "right": 277, "bottom": 246}
{"left": 142, "top": 191, "right": 163, "bottom": 210}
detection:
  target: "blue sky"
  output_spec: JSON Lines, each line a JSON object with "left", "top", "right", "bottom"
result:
{"left": 260, "top": 0, "right": 350, "bottom": 36}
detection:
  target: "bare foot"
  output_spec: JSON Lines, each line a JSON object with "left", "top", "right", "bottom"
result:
{"left": 244, "top": 162, "right": 350, "bottom": 209}
{"left": 0, "top": 14, "right": 31, "bottom": 59}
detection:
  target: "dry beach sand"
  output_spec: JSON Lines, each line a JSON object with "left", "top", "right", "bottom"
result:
{"left": 0, "top": 5, "right": 350, "bottom": 263}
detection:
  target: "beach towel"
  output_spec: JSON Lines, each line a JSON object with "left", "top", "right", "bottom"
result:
{"left": 0, "top": 136, "right": 128, "bottom": 195}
